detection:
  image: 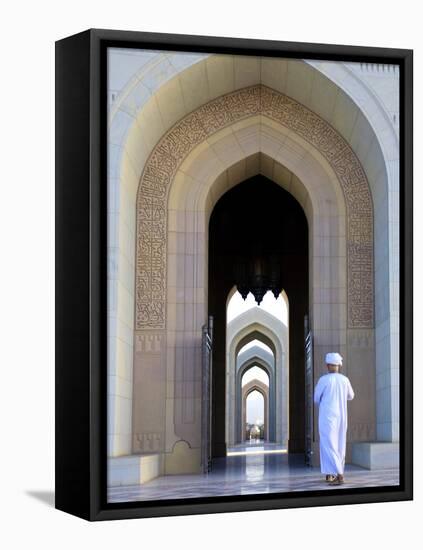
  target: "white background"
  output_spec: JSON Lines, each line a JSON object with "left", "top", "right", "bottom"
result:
{"left": 0, "top": 0, "right": 420, "bottom": 547}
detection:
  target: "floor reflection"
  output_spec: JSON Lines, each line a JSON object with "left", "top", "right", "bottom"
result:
{"left": 108, "top": 446, "right": 399, "bottom": 503}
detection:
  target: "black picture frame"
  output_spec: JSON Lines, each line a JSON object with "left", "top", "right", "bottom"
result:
{"left": 55, "top": 28, "right": 413, "bottom": 521}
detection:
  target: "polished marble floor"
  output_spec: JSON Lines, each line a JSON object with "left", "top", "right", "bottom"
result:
{"left": 108, "top": 442, "right": 399, "bottom": 503}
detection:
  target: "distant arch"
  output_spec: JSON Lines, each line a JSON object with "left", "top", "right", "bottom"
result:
{"left": 242, "top": 380, "right": 269, "bottom": 441}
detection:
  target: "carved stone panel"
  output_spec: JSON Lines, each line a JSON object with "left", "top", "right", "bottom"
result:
{"left": 132, "top": 331, "right": 166, "bottom": 453}
{"left": 135, "top": 85, "right": 374, "bottom": 329}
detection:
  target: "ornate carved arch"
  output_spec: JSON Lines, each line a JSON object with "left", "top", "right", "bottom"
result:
{"left": 136, "top": 84, "right": 373, "bottom": 330}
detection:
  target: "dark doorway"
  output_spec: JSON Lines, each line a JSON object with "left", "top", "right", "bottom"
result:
{"left": 208, "top": 175, "right": 309, "bottom": 457}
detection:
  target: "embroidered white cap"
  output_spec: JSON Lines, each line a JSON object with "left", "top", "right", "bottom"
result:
{"left": 325, "top": 352, "right": 343, "bottom": 366}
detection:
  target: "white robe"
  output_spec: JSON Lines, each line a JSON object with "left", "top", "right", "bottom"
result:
{"left": 314, "top": 372, "right": 355, "bottom": 475}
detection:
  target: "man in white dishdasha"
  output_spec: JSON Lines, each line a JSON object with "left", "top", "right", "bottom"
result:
{"left": 314, "top": 352, "right": 355, "bottom": 485}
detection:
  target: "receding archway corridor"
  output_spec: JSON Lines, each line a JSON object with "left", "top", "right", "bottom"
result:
{"left": 108, "top": 169, "right": 398, "bottom": 503}
{"left": 209, "top": 175, "right": 307, "bottom": 458}
{"left": 106, "top": 50, "right": 401, "bottom": 501}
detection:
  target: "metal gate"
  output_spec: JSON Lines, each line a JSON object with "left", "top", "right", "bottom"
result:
{"left": 304, "top": 314, "right": 314, "bottom": 467}
{"left": 201, "top": 315, "right": 213, "bottom": 474}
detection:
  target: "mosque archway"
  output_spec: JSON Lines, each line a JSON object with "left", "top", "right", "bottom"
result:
{"left": 237, "top": 359, "right": 274, "bottom": 444}
{"left": 241, "top": 367, "right": 270, "bottom": 442}
{"left": 130, "top": 85, "right": 375, "bottom": 471}
{"left": 226, "top": 289, "right": 289, "bottom": 449}
{"left": 210, "top": 175, "right": 307, "bottom": 456}
{"left": 243, "top": 384, "right": 269, "bottom": 442}
{"left": 105, "top": 51, "right": 400, "bottom": 491}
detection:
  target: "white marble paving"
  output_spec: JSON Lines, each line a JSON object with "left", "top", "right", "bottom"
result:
{"left": 108, "top": 443, "right": 399, "bottom": 503}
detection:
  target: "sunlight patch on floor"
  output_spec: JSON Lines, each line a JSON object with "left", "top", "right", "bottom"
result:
{"left": 227, "top": 448, "right": 288, "bottom": 456}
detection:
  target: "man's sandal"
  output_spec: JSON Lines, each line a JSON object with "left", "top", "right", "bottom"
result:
{"left": 329, "top": 475, "right": 345, "bottom": 485}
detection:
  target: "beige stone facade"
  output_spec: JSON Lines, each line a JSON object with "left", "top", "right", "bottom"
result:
{"left": 107, "top": 51, "right": 399, "bottom": 485}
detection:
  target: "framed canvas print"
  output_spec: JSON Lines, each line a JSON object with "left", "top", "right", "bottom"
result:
{"left": 55, "top": 29, "right": 413, "bottom": 521}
